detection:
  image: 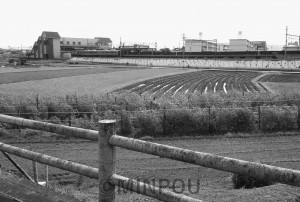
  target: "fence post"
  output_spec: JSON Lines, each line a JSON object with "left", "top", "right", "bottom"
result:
{"left": 163, "top": 107, "right": 166, "bottom": 136}
{"left": 258, "top": 105, "right": 261, "bottom": 130}
{"left": 298, "top": 105, "right": 300, "bottom": 130}
{"left": 68, "top": 109, "right": 72, "bottom": 126}
{"left": 36, "top": 94, "right": 39, "bottom": 111}
{"left": 98, "top": 120, "right": 116, "bottom": 202}
{"left": 208, "top": 106, "right": 211, "bottom": 135}
{"left": 32, "top": 161, "right": 38, "bottom": 183}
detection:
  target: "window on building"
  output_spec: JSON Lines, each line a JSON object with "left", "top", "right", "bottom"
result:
{"left": 67, "top": 41, "right": 70, "bottom": 45}
{"left": 78, "top": 42, "right": 81, "bottom": 45}
{"left": 60, "top": 41, "right": 63, "bottom": 44}
{"left": 73, "top": 42, "right": 76, "bottom": 45}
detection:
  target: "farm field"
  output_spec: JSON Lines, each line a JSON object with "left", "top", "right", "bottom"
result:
{"left": 119, "top": 70, "right": 262, "bottom": 97}
{"left": 1, "top": 135, "right": 300, "bottom": 201}
{"left": 0, "top": 65, "right": 197, "bottom": 96}
{"left": 258, "top": 72, "right": 300, "bottom": 94}
{"left": 0, "top": 65, "right": 142, "bottom": 85}
{"left": 259, "top": 72, "right": 300, "bottom": 83}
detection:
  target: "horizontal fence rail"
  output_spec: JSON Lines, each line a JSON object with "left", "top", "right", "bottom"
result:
{"left": 109, "top": 135, "right": 300, "bottom": 187}
{"left": 1, "top": 114, "right": 300, "bottom": 201}
{"left": 0, "top": 142, "right": 200, "bottom": 202}
{"left": 0, "top": 114, "right": 98, "bottom": 141}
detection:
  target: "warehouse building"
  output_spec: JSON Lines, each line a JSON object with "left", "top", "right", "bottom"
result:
{"left": 252, "top": 41, "right": 268, "bottom": 51}
{"left": 32, "top": 31, "right": 61, "bottom": 59}
{"left": 229, "top": 39, "right": 257, "bottom": 51}
{"left": 31, "top": 31, "right": 112, "bottom": 59}
{"left": 185, "top": 39, "right": 229, "bottom": 52}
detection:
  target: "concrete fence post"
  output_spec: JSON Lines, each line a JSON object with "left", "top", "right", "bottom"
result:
{"left": 98, "top": 120, "right": 116, "bottom": 202}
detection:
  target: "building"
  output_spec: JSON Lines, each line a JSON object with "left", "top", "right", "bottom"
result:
{"left": 184, "top": 39, "right": 229, "bottom": 53}
{"left": 32, "top": 31, "right": 61, "bottom": 59}
{"left": 283, "top": 45, "right": 300, "bottom": 51}
{"left": 252, "top": 41, "right": 267, "bottom": 51}
{"left": 229, "top": 39, "right": 256, "bottom": 51}
{"left": 31, "top": 31, "right": 112, "bottom": 59}
{"left": 60, "top": 37, "right": 112, "bottom": 50}
{"left": 185, "top": 39, "right": 217, "bottom": 52}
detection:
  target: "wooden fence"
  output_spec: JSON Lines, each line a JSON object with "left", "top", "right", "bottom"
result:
{"left": 0, "top": 114, "right": 300, "bottom": 202}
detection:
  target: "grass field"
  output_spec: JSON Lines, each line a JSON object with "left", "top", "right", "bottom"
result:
{"left": 0, "top": 65, "right": 196, "bottom": 96}
{"left": 1, "top": 134, "right": 299, "bottom": 201}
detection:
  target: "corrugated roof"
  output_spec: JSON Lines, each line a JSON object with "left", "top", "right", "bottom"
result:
{"left": 42, "top": 31, "right": 60, "bottom": 39}
{"left": 95, "top": 37, "right": 112, "bottom": 43}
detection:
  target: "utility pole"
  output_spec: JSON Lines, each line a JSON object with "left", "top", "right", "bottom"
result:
{"left": 119, "top": 37, "right": 122, "bottom": 58}
{"left": 182, "top": 33, "right": 185, "bottom": 59}
{"left": 285, "top": 26, "right": 288, "bottom": 57}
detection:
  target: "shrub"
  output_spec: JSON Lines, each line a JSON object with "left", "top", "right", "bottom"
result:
{"left": 136, "top": 111, "right": 162, "bottom": 137}
{"left": 0, "top": 103, "right": 17, "bottom": 115}
{"left": 71, "top": 115, "right": 98, "bottom": 130}
{"left": 260, "top": 106, "right": 297, "bottom": 132}
{"left": 120, "top": 111, "right": 133, "bottom": 136}
{"left": 67, "top": 95, "right": 96, "bottom": 118}
{"left": 164, "top": 109, "right": 202, "bottom": 136}
{"left": 18, "top": 103, "right": 39, "bottom": 119}
{"left": 232, "top": 173, "right": 274, "bottom": 189}
{"left": 211, "top": 108, "right": 255, "bottom": 134}
{"left": 47, "top": 116, "right": 61, "bottom": 124}
{"left": 45, "top": 102, "right": 74, "bottom": 120}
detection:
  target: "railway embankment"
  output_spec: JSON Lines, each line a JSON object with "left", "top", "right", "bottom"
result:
{"left": 70, "top": 57, "right": 300, "bottom": 70}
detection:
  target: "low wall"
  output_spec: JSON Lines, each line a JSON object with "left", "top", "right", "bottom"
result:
{"left": 71, "top": 57, "right": 300, "bottom": 70}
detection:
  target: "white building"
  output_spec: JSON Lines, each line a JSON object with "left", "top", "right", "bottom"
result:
{"left": 229, "top": 39, "right": 255, "bottom": 51}
{"left": 185, "top": 39, "right": 217, "bottom": 52}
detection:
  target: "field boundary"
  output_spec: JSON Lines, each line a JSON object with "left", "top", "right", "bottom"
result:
{"left": 0, "top": 114, "right": 300, "bottom": 201}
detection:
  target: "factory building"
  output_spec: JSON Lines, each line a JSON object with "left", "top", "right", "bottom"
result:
{"left": 31, "top": 31, "right": 112, "bottom": 59}
{"left": 229, "top": 39, "right": 256, "bottom": 51}
{"left": 252, "top": 41, "right": 268, "bottom": 51}
{"left": 32, "top": 31, "right": 61, "bottom": 59}
{"left": 185, "top": 39, "right": 229, "bottom": 52}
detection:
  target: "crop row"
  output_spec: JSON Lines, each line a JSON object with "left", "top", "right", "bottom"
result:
{"left": 120, "top": 70, "right": 262, "bottom": 97}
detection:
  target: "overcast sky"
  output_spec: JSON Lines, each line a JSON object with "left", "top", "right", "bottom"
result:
{"left": 1, "top": 0, "right": 299, "bottom": 49}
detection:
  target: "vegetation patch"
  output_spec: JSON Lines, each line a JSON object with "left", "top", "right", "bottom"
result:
{"left": 0, "top": 90, "right": 299, "bottom": 139}
{"left": 232, "top": 173, "right": 274, "bottom": 189}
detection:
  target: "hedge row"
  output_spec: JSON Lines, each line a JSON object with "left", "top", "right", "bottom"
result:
{"left": 0, "top": 91, "right": 299, "bottom": 137}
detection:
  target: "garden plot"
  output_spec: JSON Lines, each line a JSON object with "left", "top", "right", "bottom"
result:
{"left": 119, "top": 70, "right": 262, "bottom": 97}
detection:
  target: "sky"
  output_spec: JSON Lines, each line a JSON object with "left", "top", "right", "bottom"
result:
{"left": 1, "top": 0, "right": 299, "bottom": 49}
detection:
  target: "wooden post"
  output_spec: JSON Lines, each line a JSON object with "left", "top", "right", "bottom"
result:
{"left": 258, "top": 105, "right": 261, "bottom": 130}
{"left": 32, "top": 161, "right": 38, "bottom": 183}
{"left": 208, "top": 106, "right": 211, "bottom": 134}
{"left": 68, "top": 109, "right": 72, "bottom": 126}
{"left": 98, "top": 120, "right": 116, "bottom": 202}
{"left": 298, "top": 105, "right": 300, "bottom": 130}
{"left": 2, "top": 151, "right": 35, "bottom": 183}
{"left": 36, "top": 94, "right": 39, "bottom": 111}
{"left": 45, "top": 165, "right": 49, "bottom": 187}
